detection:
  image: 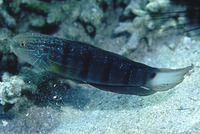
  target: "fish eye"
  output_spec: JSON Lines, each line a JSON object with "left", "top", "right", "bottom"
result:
{"left": 20, "top": 42, "right": 26, "bottom": 47}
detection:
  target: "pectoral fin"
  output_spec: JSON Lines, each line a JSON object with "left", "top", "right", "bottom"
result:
{"left": 47, "top": 59, "right": 79, "bottom": 79}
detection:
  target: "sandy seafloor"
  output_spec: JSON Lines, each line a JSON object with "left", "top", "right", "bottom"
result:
{"left": 50, "top": 36, "right": 200, "bottom": 134}
{"left": 1, "top": 24, "right": 200, "bottom": 134}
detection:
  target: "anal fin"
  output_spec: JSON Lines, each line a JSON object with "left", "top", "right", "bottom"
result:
{"left": 91, "top": 84, "right": 156, "bottom": 96}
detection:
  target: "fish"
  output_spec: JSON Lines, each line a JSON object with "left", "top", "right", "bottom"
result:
{"left": 9, "top": 33, "right": 192, "bottom": 96}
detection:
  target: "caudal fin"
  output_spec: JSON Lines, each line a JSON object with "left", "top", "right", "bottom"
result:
{"left": 144, "top": 65, "right": 193, "bottom": 91}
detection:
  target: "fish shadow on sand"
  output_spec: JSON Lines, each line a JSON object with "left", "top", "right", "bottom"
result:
{"left": 27, "top": 77, "right": 175, "bottom": 111}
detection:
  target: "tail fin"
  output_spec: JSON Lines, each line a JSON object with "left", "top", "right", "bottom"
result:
{"left": 144, "top": 65, "right": 193, "bottom": 91}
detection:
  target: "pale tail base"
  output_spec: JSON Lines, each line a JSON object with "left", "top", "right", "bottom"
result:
{"left": 144, "top": 65, "right": 193, "bottom": 91}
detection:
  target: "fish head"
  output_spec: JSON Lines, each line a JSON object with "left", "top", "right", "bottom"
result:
{"left": 9, "top": 33, "right": 50, "bottom": 68}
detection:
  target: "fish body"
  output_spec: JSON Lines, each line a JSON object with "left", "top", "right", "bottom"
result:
{"left": 10, "top": 33, "right": 192, "bottom": 95}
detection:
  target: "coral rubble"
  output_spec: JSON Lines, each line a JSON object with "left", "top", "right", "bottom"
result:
{"left": 0, "top": 73, "right": 25, "bottom": 105}
{"left": 115, "top": 0, "right": 186, "bottom": 55}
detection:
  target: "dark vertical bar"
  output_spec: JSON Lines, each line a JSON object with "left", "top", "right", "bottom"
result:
{"left": 61, "top": 42, "right": 71, "bottom": 65}
{"left": 141, "top": 69, "right": 148, "bottom": 86}
{"left": 79, "top": 48, "right": 93, "bottom": 80}
{"left": 100, "top": 58, "right": 113, "bottom": 83}
{"left": 123, "top": 65, "right": 133, "bottom": 85}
